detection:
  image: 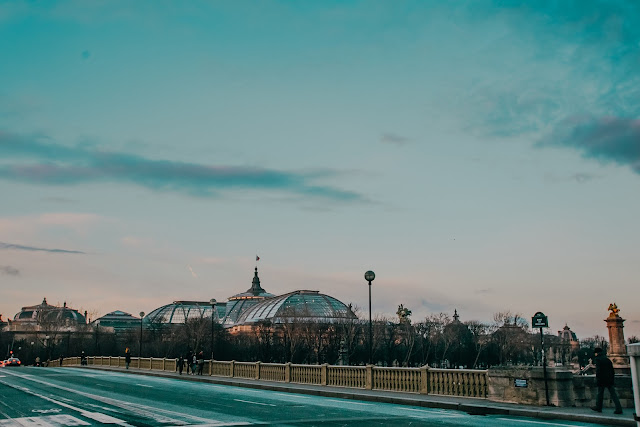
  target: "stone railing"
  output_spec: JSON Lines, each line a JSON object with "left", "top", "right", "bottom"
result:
{"left": 58, "top": 356, "right": 488, "bottom": 398}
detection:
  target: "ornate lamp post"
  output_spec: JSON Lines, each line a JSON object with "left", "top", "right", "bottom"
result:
{"left": 364, "top": 270, "right": 375, "bottom": 365}
{"left": 139, "top": 311, "right": 145, "bottom": 357}
{"left": 210, "top": 298, "right": 217, "bottom": 361}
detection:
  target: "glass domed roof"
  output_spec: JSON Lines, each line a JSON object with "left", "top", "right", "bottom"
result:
{"left": 145, "top": 301, "right": 219, "bottom": 325}
{"left": 235, "top": 290, "right": 356, "bottom": 325}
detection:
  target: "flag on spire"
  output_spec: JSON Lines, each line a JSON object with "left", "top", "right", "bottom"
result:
{"left": 256, "top": 255, "right": 260, "bottom": 261}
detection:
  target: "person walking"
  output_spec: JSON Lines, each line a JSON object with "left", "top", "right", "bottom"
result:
{"left": 177, "top": 355, "right": 184, "bottom": 375}
{"left": 125, "top": 348, "right": 131, "bottom": 369}
{"left": 197, "top": 351, "right": 204, "bottom": 375}
{"left": 591, "top": 347, "right": 623, "bottom": 414}
{"left": 186, "top": 350, "right": 193, "bottom": 374}
{"left": 191, "top": 353, "right": 197, "bottom": 375}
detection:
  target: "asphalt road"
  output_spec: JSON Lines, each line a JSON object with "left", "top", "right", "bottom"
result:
{"left": 0, "top": 367, "right": 603, "bottom": 426}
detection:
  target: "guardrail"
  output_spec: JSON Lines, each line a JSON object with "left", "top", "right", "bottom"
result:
{"left": 56, "top": 356, "right": 488, "bottom": 398}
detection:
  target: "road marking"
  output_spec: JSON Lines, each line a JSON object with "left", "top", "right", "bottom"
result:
{"left": 0, "top": 376, "right": 5, "bottom": 378}
{"left": 234, "top": 399, "right": 276, "bottom": 407}
{"left": 273, "top": 393, "right": 310, "bottom": 399}
{"left": 2, "top": 371, "right": 220, "bottom": 425}
{"left": 497, "top": 418, "right": 580, "bottom": 426}
{"left": 326, "top": 399, "right": 372, "bottom": 406}
{"left": 135, "top": 383, "right": 153, "bottom": 388}
{"left": 0, "top": 378, "right": 133, "bottom": 426}
{"left": 32, "top": 408, "right": 63, "bottom": 414}
{"left": 0, "top": 414, "right": 90, "bottom": 426}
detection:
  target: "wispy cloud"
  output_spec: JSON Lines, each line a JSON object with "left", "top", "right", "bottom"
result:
{"left": 381, "top": 132, "right": 410, "bottom": 146}
{"left": 187, "top": 264, "right": 198, "bottom": 279}
{"left": 0, "top": 131, "right": 366, "bottom": 203}
{"left": 0, "top": 265, "right": 19, "bottom": 275}
{"left": 0, "top": 241, "right": 85, "bottom": 254}
{"left": 537, "top": 116, "right": 640, "bottom": 174}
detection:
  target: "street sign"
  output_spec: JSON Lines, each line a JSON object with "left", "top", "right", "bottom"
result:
{"left": 514, "top": 379, "right": 528, "bottom": 388}
{"left": 532, "top": 311, "right": 548, "bottom": 328}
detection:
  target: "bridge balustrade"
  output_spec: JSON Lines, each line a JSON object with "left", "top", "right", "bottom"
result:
{"left": 61, "top": 357, "right": 488, "bottom": 398}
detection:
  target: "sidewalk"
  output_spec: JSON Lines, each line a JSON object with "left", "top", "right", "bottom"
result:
{"left": 82, "top": 365, "right": 635, "bottom": 427}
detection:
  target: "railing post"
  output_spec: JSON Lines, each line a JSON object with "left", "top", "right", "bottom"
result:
{"left": 230, "top": 360, "right": 235, "bottom": 378}
{"left": 255, "top": 362, "right": 261, "bottom": 380}
{"left": 109, "top": 356, "right": 112, "bottom": 367}
{"left": 420, "top": 365, "right": 429, "bottom": 394}
{"left": 150, "top": 357, "right": 153, "bottom": 370}
{"left": 285, "top": 362, "right": 291, "bottom": 383}
{"left": 138, "top": 356, "right": 141, "bottom": 369}
{"left": 209, "top": 360, "right": 212, "bottom": 376}
{"left": 321, "top": 364, "right": 328, "bottom": 386}
{"left": 365, "top": 365, "right": 373, "bottom": 390}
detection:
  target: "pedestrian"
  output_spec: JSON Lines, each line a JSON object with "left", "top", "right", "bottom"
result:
{"left": 125, "top": 348, "right": 131, "bottom": 370}
{"left": 81, "top": 351, "right": 87, "bottom": 366}
{"left": 59, "top": 355, "right": 64, "bottom": 366}
{"left": 197, "top": 351, "right": 204, "bottom": 375}
{"left": 177, "top": 355, "right": 184, "bottom": 375}
{"left": 191, "top": 353, "right": 197, "bottom": 375}
{"left": 186, "top": 350, "right": 193, "bottom": 374}
{"left": 591, "top": 347, "right": 623, "bottom": 414}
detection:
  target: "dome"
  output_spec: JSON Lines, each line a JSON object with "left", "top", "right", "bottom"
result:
{"left": 145, "top": 301, "right": 217, "bottom": 325}
{"left": 12, "top": 298, "right": 87, "bottom": 325}
{"left": 235, "top": 290, "right": 356, "bottom": 325}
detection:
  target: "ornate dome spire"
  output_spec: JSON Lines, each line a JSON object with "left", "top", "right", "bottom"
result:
{"left": 248, "top": 267, "right": 266, "bottom": 296}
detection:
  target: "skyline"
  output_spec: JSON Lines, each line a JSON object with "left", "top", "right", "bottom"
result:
{"left": 1, "top": 1, "right": 639, "bottom": 339}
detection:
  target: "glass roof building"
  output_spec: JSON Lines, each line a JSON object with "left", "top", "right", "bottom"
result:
{"left": 145, "top": 301, "right": 222, "bottom": 325}
{"left": 235, "top": 290, "right": 356, "bottom": 325}
{"left": 143, "top": 267, "right": 356, "bottom": 332}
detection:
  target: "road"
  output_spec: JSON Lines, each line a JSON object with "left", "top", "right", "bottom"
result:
{"left": 0, "top": 367, "right": 603, "bottom": 426}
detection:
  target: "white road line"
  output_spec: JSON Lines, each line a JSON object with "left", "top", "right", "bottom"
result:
{"left": 273, "top": 393, "right": 310, "bottom": 399}
{"left": 497, "top": 418, "right": 581, "bottom": 426}
{"left": 233, "top": 399, "right": 276, "bottom": 407}
{"left": 0, "top": 414, "right": 91, "bottom": 426}
{"left": 326, "top": 399, "right": 372, "bottom": 406}
{"left": 2, "top": 370, "right": 215, "bottom": 425}
{"left": 135, "top": 384, "right": 153, "bottom": 388}
{"left": 0, "top": 378, "right": 133, "bottom": 426}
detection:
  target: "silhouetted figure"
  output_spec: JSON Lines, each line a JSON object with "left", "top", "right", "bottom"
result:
{"left": 591, "top": 347, "right": 623, "bottom": 414}
{"left": 125, "top": 348, "right": 131, "bottom": 369}
{"left": 186, "top": 350, "right": 193, "bottom": 374}
{"left": 177, "top": 355, "right": 184, "bottom": 375}
{"left": 81, "top": 351, "right": 87, "bottom": 366}
{"left": 197, "top": 351, "right": 204, "bottom": 375}
{"left": 59, "top": 355, "right": 64, "bottom": 366}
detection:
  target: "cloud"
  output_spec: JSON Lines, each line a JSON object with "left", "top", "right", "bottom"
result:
{"left": 187, "top": 264, "right": 198, "bottom": 279}
{"left": 0, "top": 131, "right": 366, "bottom": 203}
{"left": 461, "top": 2, "right": 640, "bottom": 140}
{"left": 381, "top": 132, "right": 410, "bottom": 146}
{"left": 537, "top": 116, "right": 640, "bottom": 174}
{"left": 0, "top": 241, "right": 85, "bottom": 254}
{"left": 0, "top": 265, "right": 19, "bottom": 275}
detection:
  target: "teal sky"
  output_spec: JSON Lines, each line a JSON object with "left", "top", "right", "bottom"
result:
{"left": 1, "top": 1, "right": 639, "bottom": 338}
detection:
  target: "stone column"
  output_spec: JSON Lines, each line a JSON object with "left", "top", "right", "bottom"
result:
{"left": 626, "top": 343, "right": 640, "bottom": 427}
{"left": 605, "top": 304, "right": 630, "bottom": 370}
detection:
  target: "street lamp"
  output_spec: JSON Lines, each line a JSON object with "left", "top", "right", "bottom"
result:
{"left": 364, "top": 270, "right": 375, "bottom": 365}
{"left": 139, "top": 311, "right": 145, "bottom": 357}
{"left": 209, "top": 298, "right": 217, "bottom": 361}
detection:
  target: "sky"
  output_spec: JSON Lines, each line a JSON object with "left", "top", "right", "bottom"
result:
{"left": 1, "top": 0, "right": 639, "bottom": 340}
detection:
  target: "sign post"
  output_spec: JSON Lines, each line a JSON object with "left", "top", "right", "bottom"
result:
{"left": 532, "top": 311, "right": 550, "bottom": 406}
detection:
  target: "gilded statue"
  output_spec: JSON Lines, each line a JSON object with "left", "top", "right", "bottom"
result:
{"left": 608, "top": 303, "right": 620, "bottom": 318}
{"left": 397, "top": 304, "right": 412, "bottom": 324}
